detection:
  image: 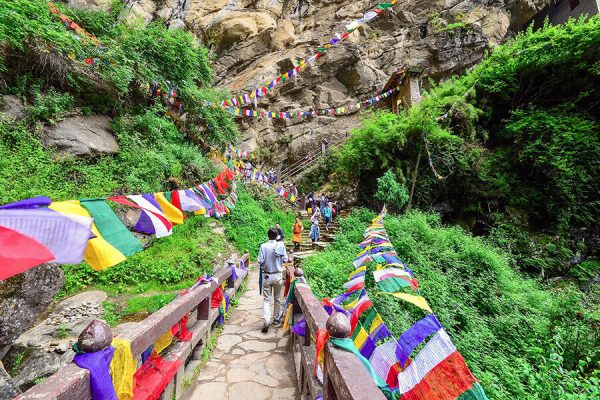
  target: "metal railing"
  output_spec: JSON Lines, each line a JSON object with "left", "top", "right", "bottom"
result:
{"left": 280, "top": 135, "right": 349, "bottom": 182}
{"left": 14, "top": 254, "right": 250, "bottom": 400}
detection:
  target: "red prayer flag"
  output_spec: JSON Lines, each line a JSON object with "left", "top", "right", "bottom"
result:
{"left": 0, "top": 226, "right": 55, "bottom": 280}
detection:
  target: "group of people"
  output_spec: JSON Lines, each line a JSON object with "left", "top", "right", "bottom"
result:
{"left": 257, "top": 193, "right": 342, "bottom": 332}
{"left": 306, "top": 192, "right": 340, "bottom": 232}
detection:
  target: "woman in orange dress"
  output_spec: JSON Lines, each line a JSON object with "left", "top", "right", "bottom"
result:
{"left": 292, "top": 217, "right": 303, "bottom": 251}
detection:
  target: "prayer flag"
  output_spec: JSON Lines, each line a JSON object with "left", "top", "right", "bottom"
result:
{"left": 81, "top": 199, "right": 143, "bottom": 257}
{"left": 378, "top": 292, "right": 432, "bottom": 313}
{"left": 49, "top": 200, "right": 127, "bottom": 271}
{"left": 0, "top": 226, "right": 54, "bottom": 280}
{"left": 396, "top": 330, "right": 488, "bottom": 400}
{"left": 396, "top": 314, "right": 443, "bottom": 368}
{"left": 154, "top": 193, "right": 185, "bottom": 225}
{"left": 0, "top": 207, "right": 92, "bottom": 265}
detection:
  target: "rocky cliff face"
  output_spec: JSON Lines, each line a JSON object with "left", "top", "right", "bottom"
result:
{"left": 74, "top": 0, "right": 546, "bottom": 167}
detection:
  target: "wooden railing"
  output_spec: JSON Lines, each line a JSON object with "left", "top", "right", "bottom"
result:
{"left": 14, "top": 254, "right": 250, "bottom": 400}
{"left": 286, "top": 265, "right": 387, "bottom": 400}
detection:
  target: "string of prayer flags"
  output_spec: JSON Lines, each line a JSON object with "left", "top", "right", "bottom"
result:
{"left": 223, "top": 86, "right": 400, "bottom": 120}
{"left": 395, "top": 330, "right": 488, "bottom": 400}
{"left": 49, "top": 200, "right": 127, "bottom": 271}
{"left": 219, "top": 0, "right": 400, "bottom": 108}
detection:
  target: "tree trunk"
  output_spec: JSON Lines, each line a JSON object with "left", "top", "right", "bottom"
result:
{"left": 407, "top": 145, "right": 422, "bottom": 210}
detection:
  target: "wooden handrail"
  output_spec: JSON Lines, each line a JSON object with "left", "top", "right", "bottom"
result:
{"left": 15, "top": 253, "right": 250, "bottom": 400}
{"left": 286, "top": 264, "right": 387, "bottom": 400}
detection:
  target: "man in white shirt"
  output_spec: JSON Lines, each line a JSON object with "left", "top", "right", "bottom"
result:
{"left": 257, "top": 228, "right": 288, "bottom": 332}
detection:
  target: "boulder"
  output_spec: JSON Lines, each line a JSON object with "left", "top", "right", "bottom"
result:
{"left": 0, "top": 264, "right": 64, "bottom": 350}
{"left": 41, "top": 115, "right": 119, "bottom": 157}
{"left": 0, "top": 362, "right": 20, "bottom": 399}
{"left": 208, "top": 11, "right": 277, "bottom": 50}
{"left": 0, "top": 95, "right": 26, "bottom": 120}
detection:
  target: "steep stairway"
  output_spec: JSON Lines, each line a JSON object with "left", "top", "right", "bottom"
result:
{"left": 290, "top": 209, "right": 348, "bottom": 265}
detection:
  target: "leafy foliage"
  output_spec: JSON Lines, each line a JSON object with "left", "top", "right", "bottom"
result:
{"left": 222, "top": 185, "right": 295, "bottom": 258}
{"left": 332, "top": 16, "right": 600, "bottom": 278}
{"left": 302, "top": 210, "right": 599, "bottom": 400}
{"left": 375, "top": 170, "right": 409, "bottom": 212}
{"left": 0, "top": 0, "right": 238, "bottom": 147}
{"left": 0, "top": 107, "right": 216, "bottom": 204}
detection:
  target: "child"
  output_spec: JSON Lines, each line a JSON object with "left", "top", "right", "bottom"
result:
{"left": 309, "top": 220, "right": 320, "bottom": 248}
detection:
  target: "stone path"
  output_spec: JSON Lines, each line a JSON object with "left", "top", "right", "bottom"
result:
{"left": 185, "top": 266, "right": 299, "bottom": 400}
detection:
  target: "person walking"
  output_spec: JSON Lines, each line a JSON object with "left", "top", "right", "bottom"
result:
{"left": 257, "top": 228, "right": 288, "bottom": 332}
{"left": 309, "top": 220, "right": 321, "bottom": 248}
{"left": 275, "top": 223, "right": 285, "bottom": 242}
{"left": 292, "top": 217, "right": 303, "bottom": 251}
{"left": 311, "top": 207, "right": 321, "bottom": 224}
{"left": 322, "top": 202, "right": 332, "bottom": 230}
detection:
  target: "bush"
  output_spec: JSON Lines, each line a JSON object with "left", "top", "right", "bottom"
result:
{"left": 27, "top": 87, "right": 75, "bottom": 123}
{"left": 301, "top": 209, "right": 599, "bottom": 400}
{"left": 222, "top": 186, "right": 295, "bottom": 258}
{"left": 375, "top": 170, "right": 409, "bottom": 212}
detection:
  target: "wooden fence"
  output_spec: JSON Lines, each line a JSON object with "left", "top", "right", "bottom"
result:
{"left": 286, "top": 265, "right": 387, "bottom": 400}
{"left": 14, "top": 254, "right": 250, "bottom": 400}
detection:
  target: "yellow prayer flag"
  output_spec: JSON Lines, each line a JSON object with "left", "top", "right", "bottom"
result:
{"left": 353, "top": 325, "right": 368, "bottom": 349}
{"left": 378, "top": 292, "right": 432, "bottom": 313}
{"left": 154, "top": 330, "right": 173, "bottom": 354}
{"left": 369, "top": 313, "right": 384, "bottom": 334}
{"left": 49, "top": 200, "right": 126, "bottom": 270}
{"left": 154, "top": 192, "right": 184, "bottom": 225}
{"left": 110, "top": 339, "right": 135, "bottom": 400}
{"left": 349, "top": 265, "right": 366, "bottom": 280}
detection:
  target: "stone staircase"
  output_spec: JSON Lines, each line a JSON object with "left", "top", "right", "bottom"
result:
{"left": 289, "top": 209, "right": 349, "bottom": 264}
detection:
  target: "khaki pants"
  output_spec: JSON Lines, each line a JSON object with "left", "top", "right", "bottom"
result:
{"left": 262, "top": 272, "right": 283, "bottom": 324}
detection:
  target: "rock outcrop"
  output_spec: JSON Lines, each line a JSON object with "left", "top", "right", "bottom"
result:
{"left": 41, "top": 115, "right": 119, "bottom": 157}
{"left": 0, "top": 95, "right": 26, "bottom": 120}
{"left": 72, "top": 0, "right": 547, "bottom": 165}
{"left": 0, "top": 264, "right": 64, "bottom": 351}
{"left": 2, "top": 290, "right": 107, "bottom": 391}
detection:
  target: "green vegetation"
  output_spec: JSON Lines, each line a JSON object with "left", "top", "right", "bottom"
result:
{"left": 302, "top": 209, "right": 599, "bottom": 399}
{"left": 0, "top": 0, "right": 238, "bottom": 147}
{"left": 328, "top": 17, "right": 599, "bottom": 280}
{"left": 223, "top": 185, "right": 295, "bottom": 257}
{"left": 59, "top": 216, "right": 228, "bottom": 297}
{"left": 0, "top": 109, "right": 217, "bottom": 204}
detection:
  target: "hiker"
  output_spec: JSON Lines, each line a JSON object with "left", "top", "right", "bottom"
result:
{"left": 330, "top": 201, "right": 336, "bottom": 220}
{"left": 257, "top": 228, "right": 288, "bottom": 332}
{"left": 322, "top": 202, "right": 332, "bottom": 230}
{"left": 292, "top": 217, "right": 303, "bottom": 251}
{"left": 311, "top": 207, "right": 321, "bottom": 224}
{"left": 244, "top": 161, "right": 253, "bottom": 181}
{"left": 275, "top": 223, "right": 285, "bottom": 241}
{"left": 309, "top": 220, "right": 321, "bottom": 247}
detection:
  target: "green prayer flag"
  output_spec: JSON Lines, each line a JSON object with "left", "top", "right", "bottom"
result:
{"left": 377, "top": 3, "right": 394, "bottom": 10}
{"left": 81, "top": 199, "right": 143, "bottom": 257}
{"left": 165, "top": 191, "right": 172, "bottom": 202}
{"left": 363, "top": 308, "right": 378, "bottom": 330}
{"left": 376, "top": 277, "right": 413, "bottom": 293}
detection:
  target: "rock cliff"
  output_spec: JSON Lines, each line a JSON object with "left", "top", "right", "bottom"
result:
{"left": 76, "top": 0, "right": 547, "bottom": 165}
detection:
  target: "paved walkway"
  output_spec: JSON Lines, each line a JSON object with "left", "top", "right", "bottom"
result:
{"left": 186, "top": 266, "right": 299, "bottom": 400}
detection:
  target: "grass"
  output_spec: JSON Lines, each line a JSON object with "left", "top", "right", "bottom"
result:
{"left": 301, "top": 208, "right": 599, "bottom": 400}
